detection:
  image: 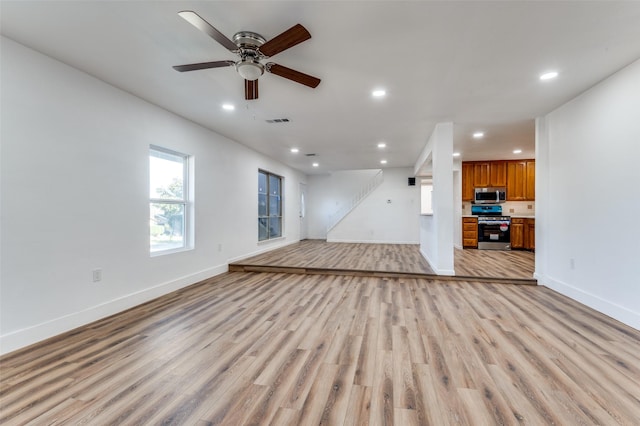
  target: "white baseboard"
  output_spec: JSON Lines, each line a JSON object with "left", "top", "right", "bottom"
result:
{"left": 419, "top": 248, "right": 455, "bottom": 276}
{"left": 0, "top": 263, "right": 228, "bottom": 356}
{"left": 539, "top": 274, "right": 639, "bottom": 331}
{"left": 326, "top": 238, "right": 419, "bottom": 244}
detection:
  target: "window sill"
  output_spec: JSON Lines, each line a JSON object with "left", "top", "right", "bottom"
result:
{"left": 150, "top": 246, "right": 193, "bottom": 257}
{"left": 258, "top": 236, "right": 285, "bottom": 245}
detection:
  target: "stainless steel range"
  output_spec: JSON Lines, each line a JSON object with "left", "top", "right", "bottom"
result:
{"left": 472, "top": 205, "right": 511, "bottom": 250}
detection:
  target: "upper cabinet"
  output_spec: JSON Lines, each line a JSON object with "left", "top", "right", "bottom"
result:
{"left": 506, "top": 161, "right": 526, "bottom": 200}
{"left": 506, "top": 160, "right": 535, "bottom": 201}
{"left": 490, "top": 161, "right": 507, "bottom": 187}
{"left": 525, "top": 160, "right": 535, "bottom": 200}
{"left": 462, "top": 159, "right": 534, "bottom": 201}
{"left": 462, "top": 163, "right": 474, "bottom": 201}
{"left": 473, "top": 162, "right": 490, "bottom": 187}
{"left": 470, "top": 161, "right": 506, "bottom": 188}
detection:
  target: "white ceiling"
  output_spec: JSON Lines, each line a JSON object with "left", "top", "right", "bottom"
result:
{"left": 2, "top": 1, "right": 640, "bottom": 175}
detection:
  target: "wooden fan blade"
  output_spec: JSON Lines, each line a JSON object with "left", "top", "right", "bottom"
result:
{"left": 259, "top": 24, "right": 311, "bottom": 57}
{"left": 245, "top": 79, "right": 259, "bottom": 100}
{"left": 173, "top": 61, "right": 235, "bottom": 72}
{"left": 178, "top": 10, "right": 238, "bottom": 51}
{"left": 266, "top": 63, "right": 321, "bottom": 88}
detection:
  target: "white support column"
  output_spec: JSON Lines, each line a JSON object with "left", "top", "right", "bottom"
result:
{"left": 416, "top": 122, "right": 455, "bottom": 275}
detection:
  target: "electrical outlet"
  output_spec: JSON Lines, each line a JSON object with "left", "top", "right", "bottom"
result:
{"left": 92, "top": 268, "right": 102, "bottom": 282}
{"left": 569, "top": 259, "right": 575, "bottom": 270}
{"left": 509, "top": 208, "right": 514, "bottom": 213}
{"left": 218, "top": 244, "right": 222, "bottom": 252}
{"left": 528, "top": 204, "right": 533, "bottom": 210}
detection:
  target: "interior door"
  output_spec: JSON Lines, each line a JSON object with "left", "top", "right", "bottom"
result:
{"left": 299, "top": 182, "right": 308, "bottom": 240}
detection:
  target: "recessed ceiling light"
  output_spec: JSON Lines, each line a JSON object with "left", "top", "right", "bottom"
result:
{"left": 312, "top": 162, "right": 319, "bottom": 167}
{"left": 290, "top": 148, "right": 299, "bottom": 153}
{"left": 453, "top": 152, "right": 461, "bottom": 157}
{"left": 473, "top": 132, "right": 484, "bottom": 139}
{"left": 380, "top": 160, "right": 387, "bottom": 164}
{"left": 513, "top": 149, "right": 522, "bottom": 154}
{"left": 377, "top": 142, "right": 386, "bottom": 148}
{"left": 222, "top": 103, "right": 235, "bottom": 111}
{"left": 540, "top": 71, "right": 558, "bottom": 81}
{"left": 372, "top": 89, "right": 386, "bottom": 98}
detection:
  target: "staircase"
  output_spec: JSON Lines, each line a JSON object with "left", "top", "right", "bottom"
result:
{"left": 326, "top": 170, "right": 384, "bottom": 233}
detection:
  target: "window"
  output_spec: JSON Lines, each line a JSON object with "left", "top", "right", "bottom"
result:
{"left": 258, "top": 170, "right": 282, "bottom": 241}
{"left": 421, "top": 178, "right": 434, "bottom": 215}
{"left": 149, "top": 146, "right": 191, "bottom": 254}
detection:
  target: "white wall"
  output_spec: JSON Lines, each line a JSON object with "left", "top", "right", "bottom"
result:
{"left": 0, "top": 37, "right": 305, "bottom": 354}
{"left": 536, "top": 58, "right": 640, "bottom": 330}
{"left": 305, "top": 169, "right": 380, "bottom": 239}
{"left": 326, "top": 168, "right": 420, "bottom": 244}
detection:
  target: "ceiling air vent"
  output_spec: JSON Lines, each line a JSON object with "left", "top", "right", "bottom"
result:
{"left": 305, "top": 153, "right": 317, "bottom": 157}
{"left": 265, "top": 118, "right": 290, "bottom": 123}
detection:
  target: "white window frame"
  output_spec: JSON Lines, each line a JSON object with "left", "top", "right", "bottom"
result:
{"left": 149, "top": 145, "right": 193, "bottom": 256}
{"left": 258, "top": 169, "right": 283, "bottom": 241}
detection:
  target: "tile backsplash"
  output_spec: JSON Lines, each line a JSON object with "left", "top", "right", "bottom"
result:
{"left": 462, "top": 201, "right": 535, "bottom": 217}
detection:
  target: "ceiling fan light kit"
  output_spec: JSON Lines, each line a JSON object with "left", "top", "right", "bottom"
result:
{"left": 236, "top": 60, "right": 264, "bottom": 81}
{"left": 174, "top": 11, "right": 321, "bottom": 100}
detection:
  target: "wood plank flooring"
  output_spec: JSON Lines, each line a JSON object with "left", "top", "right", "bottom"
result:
{"left": 454, "top": 247, "right": 535, "bottom": 279}
{"left": 2, "top": 271, "right": 639, "bottom": 425}
{"left": 230, "top": 240, "right": 536, "bottom": 281}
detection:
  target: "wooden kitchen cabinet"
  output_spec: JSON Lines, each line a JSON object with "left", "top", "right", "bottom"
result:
{"left": 507, "top": 161, "right": 527, "bottom": 200}
{"left": 473, "top": 162, "right": 491, "bottom": 187}
{"left": 526, "top": 160, "right": 535, "bottom": 200}
{"left": 511, "top": 217, "right": 535, "bottom": 250}
{"left": 462, "top": 162, "right": 474, "bottom": 201}
{"left": 462, "top": 217, "right": 478, "bottom": 248}
{"left": 506, "top": 160, "right": 535, "bottom": 201}
{"left": 510, "top": 218, "right": 525, "bottom": 249}
{"left": 525, "top": 218, "right": 535, "bottom": 250}
{"left": 490, "top": 161, "right": 507, "bottom": 187}
{"left": 463, "top": 159, "right": 533, "bottom": 201}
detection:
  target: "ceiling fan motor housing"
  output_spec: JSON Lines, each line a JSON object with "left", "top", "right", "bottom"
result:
{"left": 233, "top": 31, "right": 266, "bottom": 50}
{"left": 233, "top": 31, "right": 267, "bottom": 80}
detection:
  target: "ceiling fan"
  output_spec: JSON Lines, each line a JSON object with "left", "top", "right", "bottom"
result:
{"left": 173, "top": 11, "right": 321, "bottom": 100}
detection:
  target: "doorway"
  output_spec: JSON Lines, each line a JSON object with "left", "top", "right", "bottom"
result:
{"left": 299, "top": 182, "right": 308, "bottom": 240}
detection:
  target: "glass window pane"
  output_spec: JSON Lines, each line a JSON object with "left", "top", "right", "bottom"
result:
{"left": 269, "top": 217, "right": 281, "bottom": 238}
{"left": 258, "top": 170, "right": 283, "bottom": 241}
{"left": 258, "top": 171, "right": 267, "bottom": 195}
{"left": 258, "top": 218, "right": 268, "bottom": 241}
{"left": 269, "top": 174, "right": 280, "bottom": 195}
{"left": 150, "top": 150, "right": 184, "bottom": 200}
{"left": 269, "top": 195, "right": 280, "bottom": 216}
{"left": 258, "top": 193, "right": 267, "bottom": 217}
{"left": 150, "top": 202, "right": 185, "bottom": 252}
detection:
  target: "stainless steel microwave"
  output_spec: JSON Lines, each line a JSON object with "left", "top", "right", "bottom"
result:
{"left": 474, "top": 187, "right": 506, "bottom": 204}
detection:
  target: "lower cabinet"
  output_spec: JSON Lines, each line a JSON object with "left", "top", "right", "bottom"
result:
{"left": 511, "top": 217, "right": 534, "bottom": 251}
{"left": 525, "top": 218, "right": 535, "bottom": 251}
{"left": 510, "top": 218, "right": 525, "bottom": 249}
{"left": 462, "top": 217, "right": 478, "bottom": 248}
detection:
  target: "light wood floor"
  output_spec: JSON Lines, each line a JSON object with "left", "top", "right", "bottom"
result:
{"left": 2, "top": 272, "right": 639, "bottom": 425}
{"left": 231, "top": 240, "right": 536, "bottom": 281}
